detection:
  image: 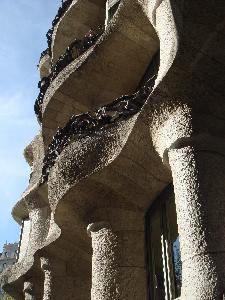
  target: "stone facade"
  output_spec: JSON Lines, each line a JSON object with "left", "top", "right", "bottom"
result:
{"left": 0, "top": 243, "right": 18, "bottom": 273}
{"left": 1, "top": 0, "right": 225, "bottom": 299}
{"left": 0, "top": 243, "right": 18, "bottom": 295}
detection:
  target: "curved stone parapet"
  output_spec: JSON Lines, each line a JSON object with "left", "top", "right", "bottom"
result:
{"left": 38, "top": 49, "right": 51, "bottom": 79}
{"left": 0, "top": 133, "right": 53, "bottom": 297}
{"left": 51, "top": 0, "right": 106, "bottom": 64}
{"left": 4, "top": 0, "right": 225, "bottom": 299}
{"left": 46, "top": 100, "right": 170, "bottom": 299}
{"left": 1, "top": 133, "right": 92, "bottom": 299}
{"left": 2, "top": 0, "right": 173, "bottom": 299}
{"left": 40, "top": 0, "right": 159, "bottom": 147}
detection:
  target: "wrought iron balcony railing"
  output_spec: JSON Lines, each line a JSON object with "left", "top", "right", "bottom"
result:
{"left": 34, "top": 76, "right": 50, "bottom": 121}
{"left": 46, "top": 0, "right": 73, "bottom": 56}
{"left": 34, "top": 26, "right": 104, "bottom": 122}
{"left": 51, "top": 26, "right": 104, "bottom": 81}
{"left": 41, "top": 75, "right": 156, "bottom": 182}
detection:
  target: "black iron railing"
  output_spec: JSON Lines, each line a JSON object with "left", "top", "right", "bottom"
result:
{"left": 41, "top": 75, "right": 156, "bottom": 182}
{"left": 34, "top": 27, "right": 104, "bottom": 122}
{"left": 51, "top": 26, "right": 104, "bottom": 80}
{"left": 34, "top": 76, "right": 51, "bottom": 121}
{"left": 46, "top": 0, "right": 73, "bottom": 56}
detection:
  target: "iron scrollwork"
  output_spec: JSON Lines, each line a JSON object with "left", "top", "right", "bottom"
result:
{"left": 46, "top": 0, "right": 73, "bottom": 56}
{"left": 34, "top": 27, "right": 104, "bottom": 122}
{"left": 41, "top": 75, "right": 156, "bottom": 182}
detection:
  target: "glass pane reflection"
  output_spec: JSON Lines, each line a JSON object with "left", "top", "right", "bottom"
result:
{"left": 146, "top": 186, "right": 182, "bottom": 300}
{"left": 172, "top": 237, "right": 182, "bottom": 297}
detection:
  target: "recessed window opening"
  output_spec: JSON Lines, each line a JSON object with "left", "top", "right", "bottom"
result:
{"left": 17, "top": 217, "right": 30, "bottom": 262}
{"left": 146, "top": 185, "right": 182, "bottom": 300}
{"left": 105, "top": 0, "right": 121, "bottom": 26}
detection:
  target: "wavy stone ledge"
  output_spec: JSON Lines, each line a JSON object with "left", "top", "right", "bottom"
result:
{"left": 51, "top": 0, "right": 106, "bottom": 64}
{"left": 42, "top": 75, "right": 155, "bottom": 182}
{"left": 41, "top": 0, "right": 159, "bottom": 147}
{"left": 4, "top": 0, "right": 225, "bottom": 299}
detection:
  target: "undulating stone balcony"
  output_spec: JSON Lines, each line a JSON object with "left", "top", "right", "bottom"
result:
{"left": 3, "top": 0, "right": 225, "bottom": 298}
{"left": 34, "top": 26, "right": 104, "bottom": 122}
{"left": 51, "top": 0, "right": 106, "bottom": 65}
{"left": 46, "top": 0, "right": 73, "bottom": 57}
{"left": 41, "top": 73, "right": 157, "bottom": 182}
{"left": 38, "top": 49, "right": 51, "bottom": 79}
{"left": 35, "top": 0, "right": 159, "bottom": 149}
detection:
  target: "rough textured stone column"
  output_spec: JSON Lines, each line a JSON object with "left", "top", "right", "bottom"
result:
{"left": 87, "top": 218, "right": 146, "bottom": 300}
{"left": 168, "top": 140, "right": 225, "bottom": 299}
{"left": 41, "top": 257, "right": 53, "bottom": 300}
{"left": 87, "top": 222, "right": 120, "bottom": 300}
{"left": 41, "top": 257, "right": 66, "bottom": 300}
{"left": 23, "top": 281, "right": 35, "bottom": 300}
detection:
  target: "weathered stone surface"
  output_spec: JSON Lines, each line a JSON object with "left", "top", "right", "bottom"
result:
{"left": 2, "top": 0, "right": 225, "bottom": 299}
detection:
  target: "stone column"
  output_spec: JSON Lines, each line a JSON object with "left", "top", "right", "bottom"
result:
{"left": 168, "top": 140, "right": 225, "bottom": 299}
{"left": 41, "top": 257, "right": 53, "bottom": 300}
{"left": 150, "top": 101, "right": 225, "bottom": 299}
{"left": 87, "top": 222, "right": 120, "bottom": 300}
{"left": 41, "top": 257, "right": 66, "bottom": 300}
{"left": 23, "top": 281, "right": 35, "bottom": 300}
{"left": 87, "top": 216, "right": 146, "bottom": 300}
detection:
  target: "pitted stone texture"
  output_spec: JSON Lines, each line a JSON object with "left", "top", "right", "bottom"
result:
{"left": 39, "top": 53, "right": 51, "bottom": 79}
{"left": 26, "top": 132, "right": 45, "bottom": 188}
{"left": 48, "top": 117, "right": 137, "bottom": 210}
{"left": 24, "top": 281, "right": 35, "bottom": 300}
{"left": 119, "top": 267, "right": 146, "bottom": 299}
{"left": 88, "top": 208, "right": 145, "bottom": 232}
{"left": 149, "top": 99, "right": 193, "bottom": 161}
{"left": 52, "top": 0, "right": 106, "bottom": 64}
{"left": 42, "top": 0, "right": 159, "bottom": 147}
{"left": 1, "top": 132, "right": 54, "bottom": 296}
{"left": 119, "top": 231, "right": 145, "bottom": 267}
{"left": 88, "top": 220, "right": 147, "bottom": 300}
{"left": 41, "top": 257, "right": 66, "bottom": 300}
{"left": 89, "top": 224, "right": 120, "bottom": 300}
{"left": 5, "top": 0, "right": 225, "bottom": 299}
{"left": 169, "top": 146, "right": 225, "bottom": 299}
{"left": 18, "top": 219, "right": 31, "bottom": 262}
{"left": 40, "top": 247, "right": 91, "bottom": 300}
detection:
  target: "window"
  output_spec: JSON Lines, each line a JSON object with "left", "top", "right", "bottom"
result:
{"left": 146, "top": 186, "right": 182, "bottom": 300}
{"left": 17, "top": 218, "right": 31, "bottom": 262}
{"left": 105, "top": 0, "right": 121, "bottom": 25}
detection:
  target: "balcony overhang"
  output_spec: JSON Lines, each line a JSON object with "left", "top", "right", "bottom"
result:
{"left": 38, "top": 52, "right": 51, "bottom": 79}
{"left": 47, "top": 107, "right": 171, "bottom": 236}
{"left": 52, "top": 0, "right": 106, "bottom": 65}
{"left": 41, "top": 0, "right": 159, "bottom": 147}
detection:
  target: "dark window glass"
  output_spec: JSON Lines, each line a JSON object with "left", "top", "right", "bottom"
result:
{"left": 107, "top": 1, "right": 120, "bottom": 23}
{"left": 172, "top": 237, "right": 182, "bottom": 296}
{"left": 146, "top": 186, "right": 182, "bottom": 300}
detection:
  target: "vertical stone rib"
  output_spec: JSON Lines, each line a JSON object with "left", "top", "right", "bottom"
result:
{"left": 41, "top": 257, "right": 54, "bottom": 300}
{"left": 23, "top": 281, "right": 35, "bottom": 300}
{"left": 41, "top": 257, "right": 67, "bottom": 300}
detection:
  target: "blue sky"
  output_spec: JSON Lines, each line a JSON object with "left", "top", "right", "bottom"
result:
{"left": 0, "top": 0, "right": 61, "bottom": 250}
